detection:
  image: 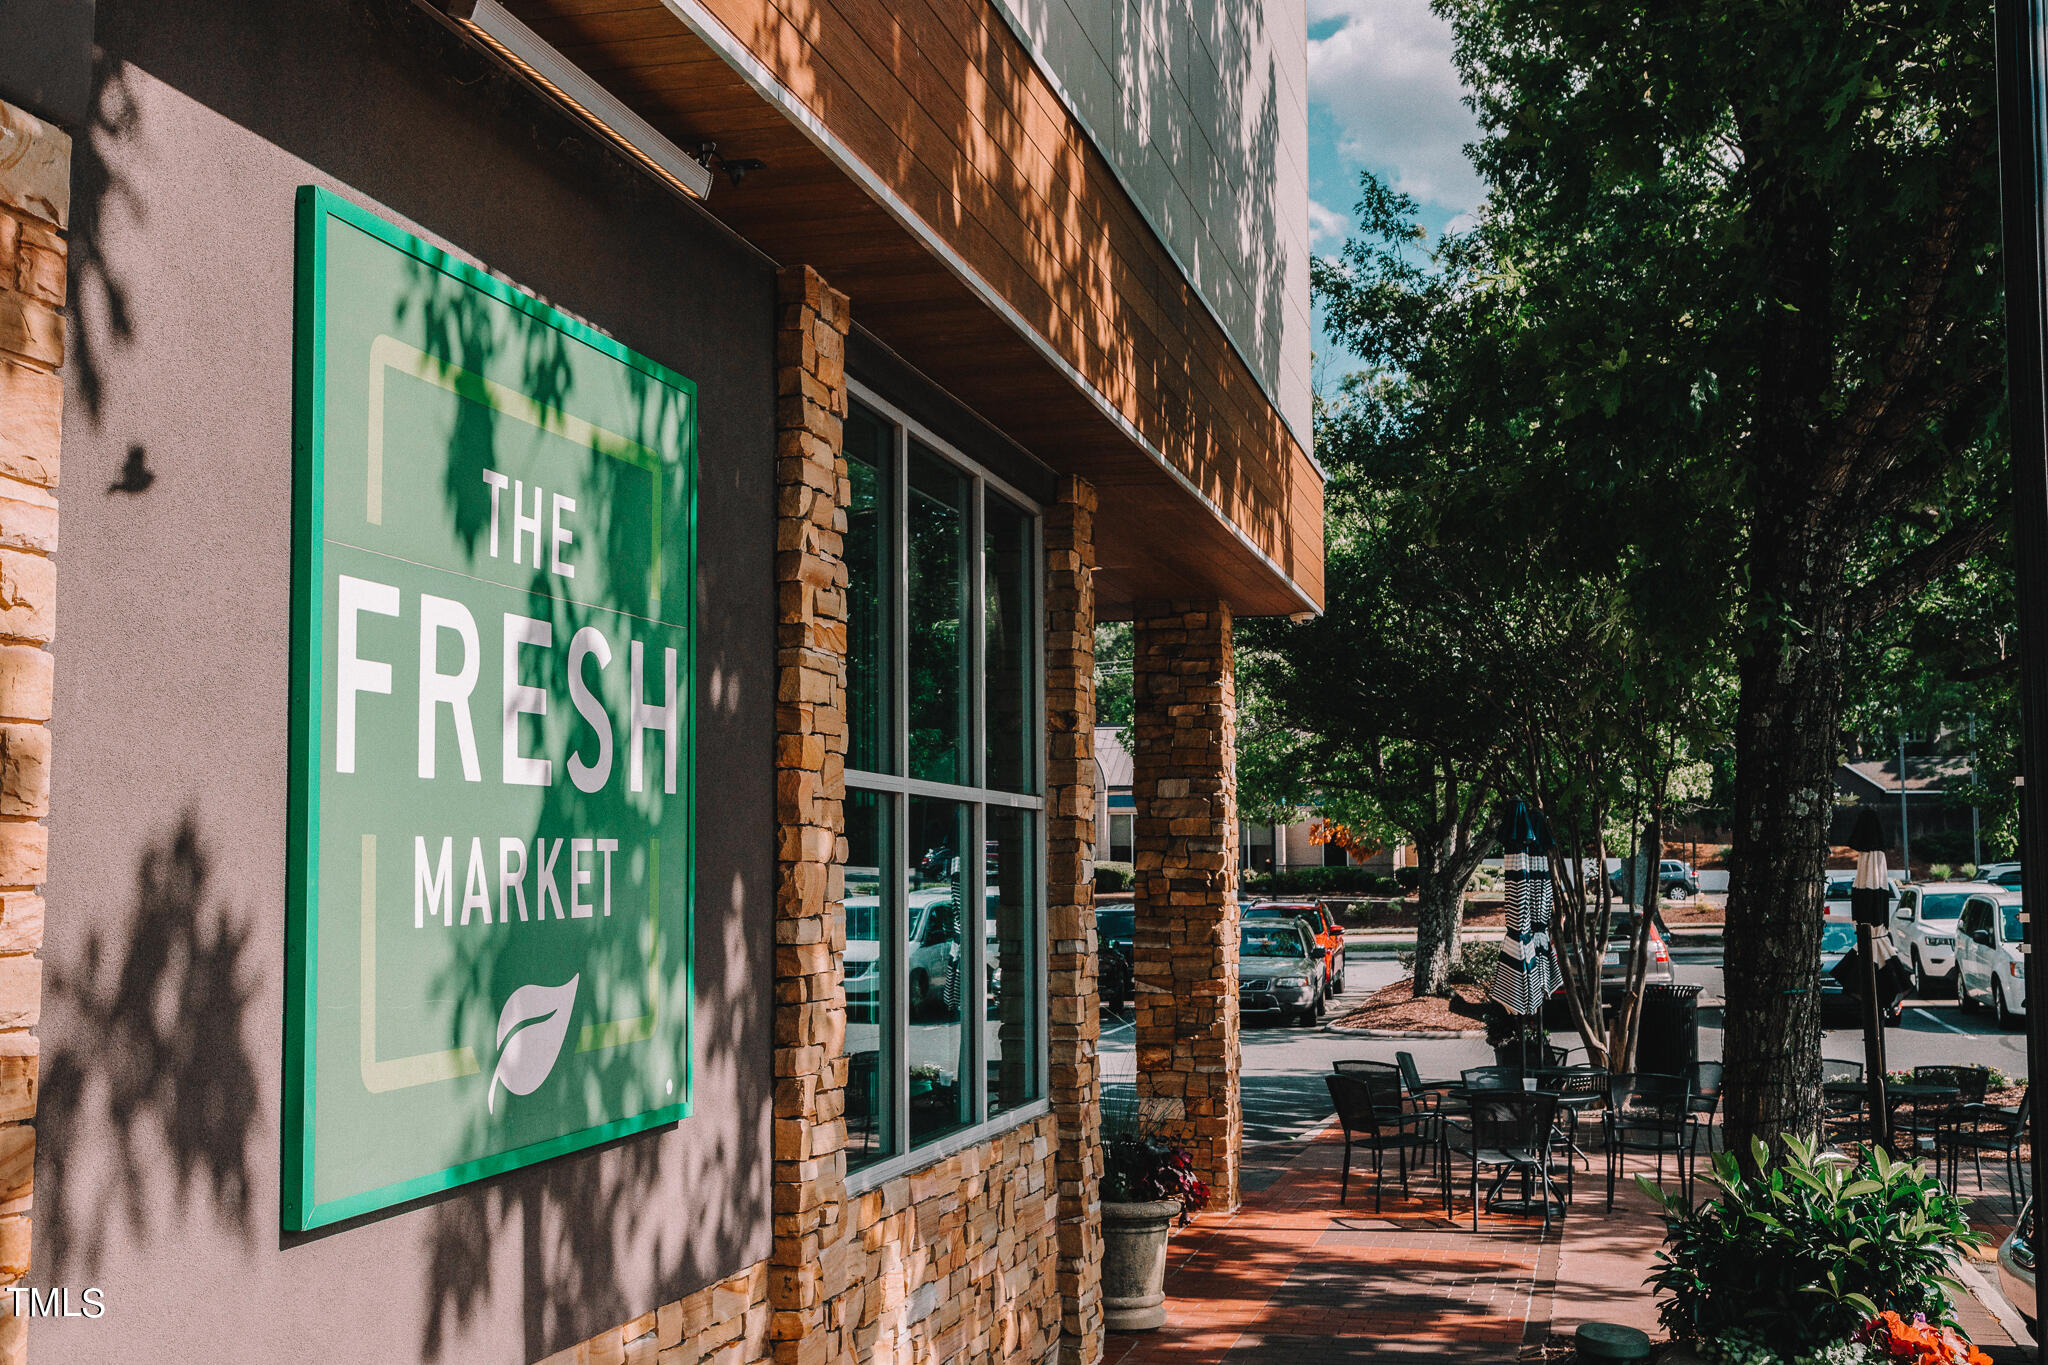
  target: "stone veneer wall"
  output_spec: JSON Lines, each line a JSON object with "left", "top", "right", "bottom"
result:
{"left": 768, "top": 265, "right": 857, "bottom": 1365}
{"left": 1131, "top": 602, "right": 1240, "bottom": 1213}
{"left": 0, "top": 98, "right": 64, "bottom": 1365}
{"left": 1044, "top": 478, "right": 1103, "bottom": 1365}
{"left": 540, "top": 268, "right": 1069, "bottom": 1365}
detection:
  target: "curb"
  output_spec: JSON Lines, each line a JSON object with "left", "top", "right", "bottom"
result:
{"left": 1325, "top": 1023, "right": 1486, "bottom": 1039}
{"left": 1954, "top": 1255, "right": 2036, "bottom": 1348}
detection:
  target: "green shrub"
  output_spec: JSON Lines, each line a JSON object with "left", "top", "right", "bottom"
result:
{"left": 1640, "top": 1137, "right": 1980, "bottom": 1354}
{"left": 1244, "top": 866, "right": 1394, "bottom": 895}
{"left": 1395, "top": 866, "right": 1421, "bottom": 892}
{"left": 1885, "top": 1066, "right": 2010, "bottom": 1090}
{"left": 1912, "top": 829, "right": 1976, "bottom": 867}
{"left": 1393, "top": 941, "right": 1498, "bottom": 985}
{"left": 1094, "top": 862, "right": 1134, "bottom": 893}
{"left": 1927, "top": 862, "right": 1953, "bottom": 882}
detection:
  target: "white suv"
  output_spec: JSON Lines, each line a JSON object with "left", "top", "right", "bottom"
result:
{"left": 1956, "top": 890, "right": 2029, "bottom": 1029}
{"left": 1890, "top": 881, "right": 1994, "bottom": 997}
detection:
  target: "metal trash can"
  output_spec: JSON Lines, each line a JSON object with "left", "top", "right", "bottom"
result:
{"left": 1636, "top": 982, "right": 1703, "bottom": 1076}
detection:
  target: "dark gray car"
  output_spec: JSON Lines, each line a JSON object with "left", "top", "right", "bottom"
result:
{"left": 1235, "top": 921, "right": 1324, "bottom": 1027}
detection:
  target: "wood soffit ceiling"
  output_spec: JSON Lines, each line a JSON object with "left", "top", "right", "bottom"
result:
{"left": 490, "top": 0, "right": 1325, "bottom": 618}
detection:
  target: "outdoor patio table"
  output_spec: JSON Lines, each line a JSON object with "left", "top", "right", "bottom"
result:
{"left": 1821, "top": 1081, "right": 1960, "bottom": 1150}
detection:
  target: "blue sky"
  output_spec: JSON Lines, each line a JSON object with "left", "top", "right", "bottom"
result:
{"left": 1305, "top": 0, "right": 1481, "bottom": 383}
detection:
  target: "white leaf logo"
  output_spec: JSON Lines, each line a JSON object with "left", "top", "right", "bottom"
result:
{"left": 487, "top": 974, "right": 579, "bottom": 1114}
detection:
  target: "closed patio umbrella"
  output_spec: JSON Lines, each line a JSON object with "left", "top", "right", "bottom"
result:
{"left": 1489, "top": 800, "right": 1559, "bottom": 1031}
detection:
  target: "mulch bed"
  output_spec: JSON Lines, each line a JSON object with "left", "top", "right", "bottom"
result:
{"left": 1328, "top": 896, "right": 1727, "bottom": 932}
{"left": 1331, "top": 976, "right": 1491, "bottom": 1032}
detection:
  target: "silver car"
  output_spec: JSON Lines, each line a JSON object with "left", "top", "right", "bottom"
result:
{"left": 1235, "top": 921, "right": 1325, "bottom": 1027}
{"left": 2000, "top": 1199, "right": 2036, "bottom": 1338}
{"left": 1598, "top": 912, "right": 1675, "bottom": 997}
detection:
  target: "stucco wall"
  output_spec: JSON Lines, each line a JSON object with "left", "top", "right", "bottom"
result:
{"left": 987, "top": 0, "right": 1312, "bottom": 445}
{"left": 36, "top": 0, "right": 774, "bottom": 1359}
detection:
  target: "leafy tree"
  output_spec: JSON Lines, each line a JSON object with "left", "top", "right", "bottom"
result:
{"left": 1240, "top": 506, "right": 1501, "bottom": 996}
{"left": 1094, "top": 622, "right": 1133, "bottom": 731}
{"left": 1425, "top": 0, "right": 2009, "bottom": 1149}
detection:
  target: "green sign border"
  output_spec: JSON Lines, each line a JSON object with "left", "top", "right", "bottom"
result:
{"left": 282, "top": 185, "right": 699, "bottom": 1231}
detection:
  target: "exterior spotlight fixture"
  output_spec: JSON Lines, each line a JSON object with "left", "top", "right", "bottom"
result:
{"left": 695, "top": 141, "right": 768, "bottom": 187}
{"left": 442, "top": 0, "right": 715, "bottom": 202}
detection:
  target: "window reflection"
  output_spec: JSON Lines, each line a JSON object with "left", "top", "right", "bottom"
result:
{"left": 984, "top": 491, "right": 1034, "bottom": 793}
{"left": 988, "top": 808, "right": 1037, "bottom": 1116}
{"left": 908, "top": 444, "right": 968, "bottom": 785}
{"left": 845, "top": 404, "right": 893, "bottom": 776}
{"left": 908, "top": 797, "right": 972, "bottom": 1146}
{"left": 844, "top": 790, "right": 893, "bottom": 1170}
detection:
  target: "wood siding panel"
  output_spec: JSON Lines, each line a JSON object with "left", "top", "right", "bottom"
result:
{"left": 504, "top": 0, "right": 1322, "bottom": 614}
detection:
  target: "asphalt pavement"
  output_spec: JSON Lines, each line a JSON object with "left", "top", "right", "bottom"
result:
{"left": 1099, "top": 948, "right": 2030, "bottom": 1145}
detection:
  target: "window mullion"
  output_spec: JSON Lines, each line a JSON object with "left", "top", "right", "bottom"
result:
{"left": 891, "top": 789, "right": 910, "bottom": 1159}
{"left": 970, "top": 475, "right": 987, "bottom": 792}
{"left": 969, "top": 800, "right": 987, "bottom": 1126}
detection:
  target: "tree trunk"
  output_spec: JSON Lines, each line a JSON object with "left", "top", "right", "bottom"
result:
{"left": 1413, "top": 839, "right": 1463, "bottom": 997}
{"left": 1721, "top": 528, "right": 1849, "bottom": 1153}
{"left": 1721, "top": 163, "right": 1844, "bottom": 1157}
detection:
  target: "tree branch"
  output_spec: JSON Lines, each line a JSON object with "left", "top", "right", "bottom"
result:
{"left": 1816, "top": 114, "right": 1995, "bottom": 505}
{"left": 1855, "top": 356, "right": 2008, "bottom": 519}
{"left": 1842, "top": 511, "right": 2005, "bottom": 630}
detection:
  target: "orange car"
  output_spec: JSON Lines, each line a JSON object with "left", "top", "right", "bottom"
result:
{"left": 1245, "top": 900, "right": 1347, "bottom": 996}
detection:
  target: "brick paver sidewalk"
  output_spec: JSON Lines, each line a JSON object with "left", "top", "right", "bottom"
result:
{"left": 1104, "top": 1128, "right": 1559, "bottom": 1363}
{"left": 1104, "top": 1124, "right": 2035, "bottom": 1362}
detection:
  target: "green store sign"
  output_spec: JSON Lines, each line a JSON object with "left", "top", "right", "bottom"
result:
{"left": 283, "top": 187, "right": 697, "bottom": 1230}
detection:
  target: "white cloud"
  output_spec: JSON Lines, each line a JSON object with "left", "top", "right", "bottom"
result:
{"left": 1307, "top": 197, "right": 1351, "bottom": 249}
{"left": 1307, "top": 0, "right": 1483, "bottom": 214}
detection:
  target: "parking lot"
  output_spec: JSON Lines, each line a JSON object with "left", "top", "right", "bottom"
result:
{"left": 1101, "top": 948, "right": 2030, "bottom": 1144}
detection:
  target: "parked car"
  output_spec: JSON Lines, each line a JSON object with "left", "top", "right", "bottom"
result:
{"left": 1823, "top": 872, "right": 1856, "bottom": 920}
{"left": 1234, "top": 920, "right": 1326, "bottom": 1026}
{"left": 845, "top": 892, "right": 883, "bottom": 1021}
{"left": 1817, "top": 918, "right": 1864, "bottom": 1029}
{"left": 1247, "top": 900, "right": 1346, "bottom": 995}
{"left": 1957, "top": 890, "right": 2029, "bottom": 1029}
{"left": 1980, "top": 860, "right": 2021, "bottom": 884}
{"left": 1607, "top": 858, "right": 1699, "bottom": 901}
{"left": 1890, "top": 881, "right": 1992, "bottom": 996}
{"left": 2000, "top": 1199, "right": 2036, "bottom": 1338}
{"left": 1599, "top": 911, "right": 1675, "bottom": 997}
{"left": 1097, "top": 906, "right": 1134, "bottom": 1009}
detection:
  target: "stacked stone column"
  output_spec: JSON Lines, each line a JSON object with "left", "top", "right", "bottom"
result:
{"left": 1131, "top": 602, "right": 1240, "bottom": 1213}
{"left": 770, "top": 266, "right": 857, "bottom": 1365}
{"left": 0, "top": 100, "right": 63, "bottom": 1365}
{"left": 1044, "top": 477, "right": 1102, "bottom": 1365}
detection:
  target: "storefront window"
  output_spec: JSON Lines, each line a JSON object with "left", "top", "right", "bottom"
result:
{"left": 844, "top": 790, "right": 892, "bottom": 1169}
{"left": 984, "top": 491, "right": 1035, "bottom": 794}
{"left": 846, "top": 408, "right": 894, "bottom": 777}
{"left": 841, "top": 390, "right": 1045, "bottom": 1174}
{"left": 907, "top": 444, "right": 969, "bottom": 785}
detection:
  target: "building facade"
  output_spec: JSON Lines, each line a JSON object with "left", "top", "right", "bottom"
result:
{"left": 0, "top": 1, "right": 1319, "bottom": 1361}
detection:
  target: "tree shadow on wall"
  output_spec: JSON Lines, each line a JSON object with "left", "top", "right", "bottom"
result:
{"left": 36, "top": 812, "right": 262, "bottom": 1280}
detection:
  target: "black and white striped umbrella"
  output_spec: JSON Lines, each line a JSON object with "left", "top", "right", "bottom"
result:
{"left": 1488, "top": 801, "right": 1559, "bottom": 1016}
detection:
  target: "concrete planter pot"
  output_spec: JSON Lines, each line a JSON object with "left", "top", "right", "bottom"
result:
{"left": 1102, "top": 1199, "right": 1181, "bottom": 1331}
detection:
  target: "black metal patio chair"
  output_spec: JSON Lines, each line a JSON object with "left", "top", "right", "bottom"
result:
{"left": 1444, "top": 1089, "right": 1567, "bottom": 1231}
{"left": 1460, "top": 1065, "right": 1527, "bottom": 1093}
{"left": 1686, "top": 1062, "right": 1724, "bottom": 1157}
{"left": 1545, "top": 1065, "right": 1610, "bottom": 1175}
{"left": 1907, "top": 1064, "right": 1991, "bottom": 1151}
{"left": 1935, "top": 1084, "right": 2029, "bottom": 1213}
{"left": 1821, "top": 1058, "right": 1867, "bottom": 1141}
{"left": 1325, "top": 1072, "right": 1439, "bottom": 1212}
{"left": 1603, "top": 1072, "right": 1693, "bottom": 1209}
{"left": 1395, "top": 1050, "right": 1459, "bottom": 1114}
